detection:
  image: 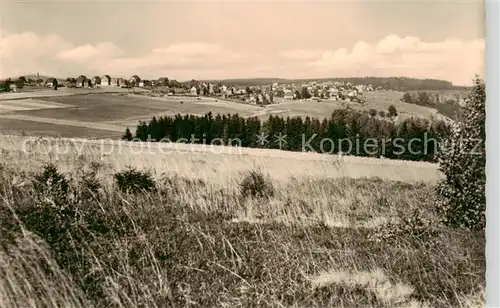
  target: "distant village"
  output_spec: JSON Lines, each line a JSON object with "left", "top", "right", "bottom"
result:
{"left": 1, "top": 73, "right": 379, "bottom": 105}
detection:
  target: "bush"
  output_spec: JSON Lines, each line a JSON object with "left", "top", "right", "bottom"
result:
{"left": 388, "top": 105, "right": 398, "bottom": 117}
{"left": 33, "top": 163, "right": 69, "bottom": 204}
{"left": 76, "top": 162, "right": 102, "bottom": 201}
{"left": 239, "top": 169, "right": 275, "bottom": 199}
{"left": 435, "top": 77, "right": 485, "bottom": 230}
{"left": 369, "top": 109, "right": 377, "bottom": 117}
{"left": 114, "top": 167, "right": 156, "bottom": 193}
{"left": 369, "top": 208, "right": 439, "bottom": 246}
{"left": 378, "top": 110, "right": 386, "bottom": 117}
{"left": 122, "top": 127, "right": 133, "bottom": 141}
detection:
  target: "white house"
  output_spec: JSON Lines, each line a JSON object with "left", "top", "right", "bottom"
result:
{"left": 101, "top": 75, "right": 112, "bottom": 86}
{"left": 190, "top": 86, "right": 198, "bottom": 96}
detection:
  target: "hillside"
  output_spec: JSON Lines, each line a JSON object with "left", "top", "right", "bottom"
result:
{"left": 0, "top": 90, "right": 444, "bottom": 140}
{"left": 0, "top": 134, "right": 484, "bottom": 308}
{"left": 199, "top": 77, "right": 460, "bottom": 91}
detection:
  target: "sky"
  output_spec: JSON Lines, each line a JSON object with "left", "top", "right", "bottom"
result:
{"left": 1, "top": 0, "right": 485, "bottom": 86}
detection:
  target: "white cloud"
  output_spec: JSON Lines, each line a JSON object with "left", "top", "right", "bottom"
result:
{"left": 1, "top": 31, "right": 73, "bottom": 78}
{"left": 280, "top": 49, "right": 324, "bottom": 60}
{"left": 57, "top": 42, "right": 125, "bottom": 61}
{"left": 282, "top": 34, "right": 484, "bottom": 85}
{"left": 101, "top": 42, "right": 245, "bottom": 77}
{"left": 1, "top": 31, "right": 246, "bottom": 79}
{"left": 152, "top": 42, "right": 222, "bottom": 56}
{"left": 1, "top": 30, "right": 484, "bottom": 85}
{"left": 1, "top": 31, "right": 71, "bottom": 59}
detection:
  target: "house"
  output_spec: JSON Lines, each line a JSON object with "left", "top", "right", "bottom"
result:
{"left": 65, "top": 78, "right": 76, "bottom": 88}
{"left": 129, "top": 75, "right": 141, "bottom": 87}
{"left": 190, "top": 86, "right": 198, "bottom": 96}
{"left": 118, "top": 78, "right": 128, "bottom": 88}
{"left": 92, "top": 76, "right": 101, "bottom": 87}
{"left": 158, "top": 77, "right": 169, "bottom": 86}
{"left": 9, "top": 84, "right": 17, "bottom": 92}
{"left": 101, "top": 75, "right": 111, "bottom": 86}
{"left": 45, "top": 77, "right": 58, "bottom": 88}
{"left": 76, "top": 76, "right": 89, "bottom": 88}
{"left": 139, "top": 80, "right": 152, "bottom": 87}
{"left": 111, "top": 77, "right": 120, "bottom": 87}
{"left": 246, "top": 96, "right": 256, "bottom": 104}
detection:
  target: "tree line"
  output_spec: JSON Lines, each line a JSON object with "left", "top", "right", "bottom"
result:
{"left": 123, "top": 109, "right": 451, "bottom": 162}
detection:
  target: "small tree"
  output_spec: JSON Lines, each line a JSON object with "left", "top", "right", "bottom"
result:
{"left": 401, "top": 92, "right": 414, "bottom": 104}
{"left": 388, "top": 105, "right": 398, "bottom": 117}
{"left": 369, "top": 109, "right": 377, "bottom": 117}
{"left": 115, "top": 167, "right": 156, "bottom": 193}
{"left": 301, "top": 87, "right": 312, "bottom": 99}
{"left": 239, "top": 169, "right": 274, "bottom": 199}
{"left": 122, "top": 128, "right": 133, "bottom": 141}
{"left": 435, "top": 76, "right": 485, "bottom": 230}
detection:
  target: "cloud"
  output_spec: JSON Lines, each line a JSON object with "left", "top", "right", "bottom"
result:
{"left": 101, "top": 42, "right": 245, "bottom": 77}
{"left": 152, "top": 42, "right": 222, "bottom": 56}
{"left": 1, "top": 30, "right": 484, "bottom": 85}
{"left": 1, "top": 31, "right": 71, "bottom": 59}
{"left": 1, "top": 31, "right": 73, "bottom": 78}
{"left": 281, "top": 34, "right": 484, "bottom": 86}
{"left": 280, "top": 49, "right": 324, "bottom": 60}
{"left": 1, "top": 31, "right": 246, "bottom": 79}
{"left": 57, "top": 42, "right": 125, "bottom": 61}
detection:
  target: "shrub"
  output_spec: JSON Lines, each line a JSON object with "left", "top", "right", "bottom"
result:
{"left": 122, "top": 127, "right": 133, "bottom": 141}
{"left": 76, "top": 162, "right": 102, "bottom": 201}
{"left": 388, "top": 105, "right": 398, "bottom": 117}
{"left": 369, "top": 109, "right": 377, "bottom": 117}
{"left": 33, "top": 163, "right": 69, "bottom": 204}
{"left": 239, "top": 169, "right": 274, "bottom": 199}
{"left": 435, "top": 77, "right": 485, "bottom": 230}
{"left": 115, "top": 167, "right": 156, "bottom": 193}
{"left": 378, "top": 110, "right": 386, "bottom": 117}
{"left": 369, "top": 208, "right": 439, "bottom": 246}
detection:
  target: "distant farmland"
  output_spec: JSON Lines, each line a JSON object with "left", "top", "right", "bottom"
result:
{"left": 0, "top": 90, "right": 445, "bottom": 138}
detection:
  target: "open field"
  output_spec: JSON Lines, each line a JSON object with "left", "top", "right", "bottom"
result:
{"left": 0, "top": 89, "right": 442, "bottom": 138}
{"left": 0, "top": 135, "right": 444, "bottom": 185}
{"left": 0, "top": 118, "right": 122, "bottom": 138}
{"left": 0, "top": 135, "right": 484, "bottom": 308}
{"left": 360, "top": 91, "right": 439, "bottom": 119}
{"left": 0, "top": 86, "right": 132, "bottom": 100}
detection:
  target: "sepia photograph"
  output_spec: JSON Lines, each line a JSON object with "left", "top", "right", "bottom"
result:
{"left": 0, "top": 1, "right": 489, "bottom": 307}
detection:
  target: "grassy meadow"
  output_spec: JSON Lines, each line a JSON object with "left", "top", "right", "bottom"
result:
{"left": 0, "top": 89, "right": 443, "bottom": 139}
{"left": 0, "top": 134, "right": 484, "bottom": 308}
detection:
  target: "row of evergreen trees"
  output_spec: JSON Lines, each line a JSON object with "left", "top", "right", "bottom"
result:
{"left": 123, "top": 109, "right": 451, "bottom": 162}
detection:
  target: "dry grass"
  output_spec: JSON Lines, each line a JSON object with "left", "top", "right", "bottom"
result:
{"left": 0, "top": 232, "right": 90, "bottom": 308}
{"left": 0, "top": 135, "right": 484, "bottom": 308}
{"left": 0, "top": 135, "right": 443, "bottom": 187}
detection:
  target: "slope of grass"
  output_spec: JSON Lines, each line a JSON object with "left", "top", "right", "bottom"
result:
{"left": 0, "top": 135, "right": 444, "bottom": 185}
{"left": 0, "top": 135, "right": 484, "bottom": 308}
{"left": 0, "top": 157, "right": 484, "bottom": 308}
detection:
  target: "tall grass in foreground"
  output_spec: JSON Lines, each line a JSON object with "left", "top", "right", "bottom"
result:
{"left": 0, "top": 160, "right": 484, "bottom": 308}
